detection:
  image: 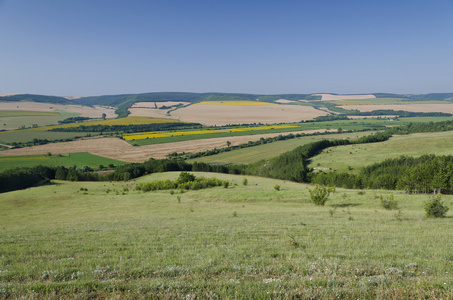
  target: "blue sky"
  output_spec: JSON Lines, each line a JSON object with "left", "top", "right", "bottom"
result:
{"left": 1, "top": 0, "right": 452, "bottom": 96}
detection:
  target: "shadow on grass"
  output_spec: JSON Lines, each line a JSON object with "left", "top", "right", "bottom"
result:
{"left": 331, "top": 203, "right": 361, "bottom": 208}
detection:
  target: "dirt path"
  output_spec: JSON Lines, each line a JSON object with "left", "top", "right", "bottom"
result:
{"left": 0, "top": 129, "right": 334, "bottom": 163}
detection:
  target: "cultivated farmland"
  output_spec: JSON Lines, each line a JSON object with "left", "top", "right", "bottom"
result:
{"left": 170, "top": 102, "right": 328, "bottom": 126}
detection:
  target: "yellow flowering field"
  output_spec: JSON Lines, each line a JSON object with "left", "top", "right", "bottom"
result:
{"left": 122, "top": 129, "right": 221, "bottom": 141}
{"left": 196, "top": 101, "right": 276, "bottom": 106}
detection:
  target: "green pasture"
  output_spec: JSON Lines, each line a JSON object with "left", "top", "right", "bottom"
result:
{"left": 0, "top": 111, "right": 79, "bottom": 131}
{"left": 189, "top": 131, "right": 374, "bottom": 165}
{"left": 0, "top": 152, "right": 127, "bottom": 172}
{"left": 309, "top": 131, "right": 453, "bottom": 173}
{"left": 1, "top": 172, "right": 452, "bottom": 298}
{"left": 0, "top": 130, "right": 97, "bottom": 144}
{"left": 329, "top": 98, "right": 451, "bottom": 106}
{"left": 0, "top": 111, "right": 60, "bottom": 117}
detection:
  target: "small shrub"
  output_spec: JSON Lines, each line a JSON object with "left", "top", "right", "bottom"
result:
{"left": 177, "top": 195, "right": 181, "bottom": 203}
{"left": 233, "top": 211, "right": 238, "bottom": 217}
{"left": 424, "top": 195, "right": 449, "bottom": 218}
{"left": 380, "top": 193, "right": 398, "bottom": 210}
{"left": 308, "top": 184, "right": 335, "bottom": 206}
{"left": 242, "top": 178, "right": 248, "bottom": 186}
{"left": 223, "top": 181, "right": 229, "bottom": 188}
{"left": 274, "top": 184, "right": 280, "bottom": 191}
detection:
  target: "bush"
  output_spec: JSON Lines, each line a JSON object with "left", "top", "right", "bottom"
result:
{"left": 242, "top": 178, "right": 248, "bottom": 186}
{"left": 380, "top": 193, "right": 398, "bottom": 210}
{"left": 424, "top": 195, "right": 449, "bottom": 218}
{"left": 308, "top": 184, "right": 335, "bottom": 206}
{"left": 274, "top": 184, "right": 280, "bottom": 191}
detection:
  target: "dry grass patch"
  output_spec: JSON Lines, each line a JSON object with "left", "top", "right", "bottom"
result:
{"left": 314, "top": 94, "right": 376, "bottom": 101}
{"left": 341, "top": 104, "right": 453, "bottom": 114}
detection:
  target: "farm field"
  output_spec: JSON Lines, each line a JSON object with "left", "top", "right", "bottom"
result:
{"left": 189, "top": 131, "right": 374, "bottom": 165}
{"left": 0, "top": 131, "right": 94, "bottom": 144}
{"left": 1, "top": 172, "right": 452, "bottom": 298}
{"left": 329, "top": 98, "right": 451, "bottom": 106}
{"left": 0, "top": 101, "right": 117, "bottom": 119}
{"left": 314, "top": 94, "right": 376, "bottom": 101}
{"left": 340, "top": 103, "right": 453, "bottom": 114}
{"left": 168, "top": 103, "right": 328, "bottom": 126}
{"left": 0, "top": 130, "right": 336, "bottom": 163}
{"left": 0, "top": 111, "right": 79, "bottom": 131}
{"left": 122, "top": 125, "right": 298, "bottom": 141}
{"left": 0, "top": 152, "right": 127, "bottom": 172}
{"left": 309, "top": 131, "right": 453, "bottom": 173}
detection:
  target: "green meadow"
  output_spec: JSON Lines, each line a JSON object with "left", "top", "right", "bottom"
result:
{"left": 0, "top": 152, "right": 127, "bottom": 172}
{"left": 1, "top": 172, "right": 452, "bottom": 298}
{"left": 308, "top": 131, "right": 453, "bottom": 173}
{"left": 0, "top": 111, "right": 79, "bottom": 131}
{"left": 188, "top": 131, "right": 373, "bottom": 165}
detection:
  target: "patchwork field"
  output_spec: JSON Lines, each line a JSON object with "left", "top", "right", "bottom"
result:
{"left": 1, "top": 172, "right": 452, "bottom": 298}
{"left": 309, "top": 131, "right": 453, "bottom": 173}
{"left": 0, "top": 130, "right": 334, "bottom": 162}
{"left": 170, "top": 103, "right": 328, "bottom": 126}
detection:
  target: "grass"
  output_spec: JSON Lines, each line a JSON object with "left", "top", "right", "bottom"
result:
{"left": 0, "top": 112, "right": 79, "bottom": 131}
{"left": 0, "top": 111, "right": 60, "bottom": 117}
{"left": 0, "top": 131, "right": 97, "bottom": 144}
{"left": 189, "top": 131, "right": 374, "bottom": 164}
{"left": 0, "top": 152, "right": 127, "bottom": 172}
{"left": 309, "top": 131, "right": 453, "bottom": 173}
{"left": 1, "top": 172, "right": 452, "bottom": 298}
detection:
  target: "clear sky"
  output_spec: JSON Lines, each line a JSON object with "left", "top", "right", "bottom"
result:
{"left": 1, "top": 0, "right": 452, "bottom": 96}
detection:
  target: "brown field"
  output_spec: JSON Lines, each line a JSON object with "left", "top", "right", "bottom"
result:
{"left": 0, "top": 101, "right": 117, "bottom": 118}
{"left": 0, "top": 129, "right": 335, "bottom": 162}
{"left": 340, "top": 103, "right": 453, "bottom": 114}
{"left": 275, "top": 99, "right": 296, "bottom": 103}
{"left": 314, "top": 93, "right": 376, "bottom": 101}
{"left": 131, "top": 101, "right": 191, "bottom": 108}
{"left": 168, "top": 103, "right": 327, "bottom": 126}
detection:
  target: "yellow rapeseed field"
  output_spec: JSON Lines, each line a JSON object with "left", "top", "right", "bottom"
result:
{"left": 122, "top": 130, "right": 220, "bottom": 141}
{"left": 196, "top": 101, "right": 276, "bottom": 106}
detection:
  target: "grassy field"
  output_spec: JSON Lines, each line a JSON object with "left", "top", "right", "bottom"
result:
{"left": 0, "top": 131, "right": 97, "bottom": 144}
{"left": 0, "top": 111, "right": 60, "bottom": 117}
{"left": 0, "top": 112, "right": 79, "bottom": 131}
{"left": 1, "top": 172, "right": 452, "bottom": 298}
{"left": 189, "top": 131, "right": 374, "bottom": 165}
{"left": 0, "top": 152, "right": 127, "bottom": 172}
{"left": 309, "top": 131, "right": 453, "bottom": 173}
